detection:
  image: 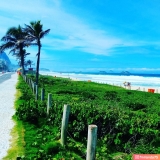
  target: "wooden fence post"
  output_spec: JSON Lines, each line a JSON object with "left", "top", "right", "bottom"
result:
{"left": 27, "top": 78, "right": 29, "bottom": 85}
{"left": 35, "top": 85, "right": 38, "bottom": 100}
{"left": 61, "top": 104, "right": 70, "bottom": 147}
{"left": 41, "top": 88, "right": 45, "bottom": 101}
{"left": 33, "top": 82, "right": 36, "bottom": 94}
{"left": 29, "top": 79, "right": 31, "bottom": 87}
{"left": 30, "top": 79, "right": 32, "bottom": 88}
{"left": 47, "top": 93, "right": 52, "bottom": 115}
{"left": 31, "top": 81, "right": 34, "bottom": 92}
{"left": 86, "top": 125, "right": 98, "bottom": 160}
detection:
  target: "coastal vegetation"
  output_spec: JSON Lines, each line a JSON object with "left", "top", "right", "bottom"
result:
{"left": 12, "top": 74, "right": 160, "bottom": 159}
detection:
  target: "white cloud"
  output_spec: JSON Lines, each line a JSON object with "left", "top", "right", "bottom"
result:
{"left": 1, "top": 0, "right": 159, "bottom": 59}
{"left": 0, "top": 0, "right": 124, "bottom": 56}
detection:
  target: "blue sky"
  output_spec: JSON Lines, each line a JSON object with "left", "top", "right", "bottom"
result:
{"left": 1, "top": 0, "right": 160, "bottom": 73}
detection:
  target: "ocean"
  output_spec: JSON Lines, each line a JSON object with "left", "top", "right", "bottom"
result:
{"left": 39, "top": 71, "right": 160, "bottom": 89}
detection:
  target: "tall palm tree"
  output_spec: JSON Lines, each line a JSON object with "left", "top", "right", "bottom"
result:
{"left": 25, "top": 20, "right": 50, "bottom": 85}
{"left": 0, "top": 25, "right": 28, "bottom": 74}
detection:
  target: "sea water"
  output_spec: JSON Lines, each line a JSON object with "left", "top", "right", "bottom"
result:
{"left": 40, "top": 71, "right": 160, "bottom": 88}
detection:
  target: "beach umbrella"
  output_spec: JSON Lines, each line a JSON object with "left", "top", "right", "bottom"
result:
{"left": 17, "top": 68, "right": 22, "bottom": 71}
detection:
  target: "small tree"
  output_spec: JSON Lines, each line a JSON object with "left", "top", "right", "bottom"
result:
{"left": 25, "top": 60, "right": 34, "bottom": 68}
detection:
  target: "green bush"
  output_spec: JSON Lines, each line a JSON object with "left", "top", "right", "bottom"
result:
{"left": 44, "top": 141, "right": 63, "bottom": 154}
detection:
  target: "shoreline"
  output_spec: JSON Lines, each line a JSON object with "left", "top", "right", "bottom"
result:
{"left": 40, "top": 71, "right": 160, "bottom": 93}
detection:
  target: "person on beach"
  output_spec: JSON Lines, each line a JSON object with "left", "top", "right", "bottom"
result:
{"left": 123, "top": 81, "right": 131, "bottom": 89}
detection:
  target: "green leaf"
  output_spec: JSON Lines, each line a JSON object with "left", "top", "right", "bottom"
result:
{"left": 129, "top": 129, "right": 133, "bottom": 134}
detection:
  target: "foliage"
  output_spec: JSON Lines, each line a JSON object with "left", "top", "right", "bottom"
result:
{"left": 15, "top": 75, "right": 160, "bottom": 159}
{"left": 0, "top": 25, "right": 29, "bottom": 74}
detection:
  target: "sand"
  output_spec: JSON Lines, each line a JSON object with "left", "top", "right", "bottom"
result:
{"left": 40, "top": 71, "right": 160, "bottom": 93}
{"left": 121, "top": 85, "right": 160, "bottom": 93}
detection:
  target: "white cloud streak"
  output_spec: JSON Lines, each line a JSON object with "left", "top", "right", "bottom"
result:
{"left": 0, "top": 0, "right": 124, "bottom": 56}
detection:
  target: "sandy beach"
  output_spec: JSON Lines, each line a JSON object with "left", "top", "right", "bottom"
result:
{"left": 121, "top": 85, "right": 160, "bottom": 93}
{"left": 0, "top": 73, "right": 17, "bottom": 159}
{"left": 40, "top": 71, "right": 160, "bottom": 94}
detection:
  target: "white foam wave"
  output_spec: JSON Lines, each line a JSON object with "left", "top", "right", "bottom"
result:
{"left": 39, "top": 71, "right": 160, "bottom": 88}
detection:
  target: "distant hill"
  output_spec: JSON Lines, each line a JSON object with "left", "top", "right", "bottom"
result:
{"left": 0, "top": 51, "right": 13, "bottom": 71}
{"left": 40, "top": 68, "right": 50, "bottom": 71}
{"left": 99, "top": 71, "right": 107, "bottom": 74}
{"left": 0, "top": 51, "right": 11, "bottom": 65}
{"left": 121, "top": 71, "right": 130, "bottom": 74}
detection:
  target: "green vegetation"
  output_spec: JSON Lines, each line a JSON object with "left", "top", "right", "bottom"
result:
{"left": 0, "top": 20, "right": 50, "bottom": 82}
{"left": 14, "top": 75, "right": 160, "bottom": 159}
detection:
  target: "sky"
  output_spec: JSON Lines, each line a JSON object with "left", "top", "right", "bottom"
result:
{"left": 1, "top": 0, "right": 160, "bottom": 73}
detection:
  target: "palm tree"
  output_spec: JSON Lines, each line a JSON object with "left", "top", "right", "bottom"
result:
{"left": 0, "top": 25, "right": 28, "bottom": 74}
{"left": 25, "top": 59, "right": 34, "bottom": 68}
{"left": 24, "top": 20, "right": 50, "bottom": 85}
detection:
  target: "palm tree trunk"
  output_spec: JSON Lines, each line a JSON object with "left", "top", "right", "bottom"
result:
{"left": 36, "top": 43, "right": 41, "bottom": 85}
{"left": 21, "top": 56, "right": 25, "bottom": 75}
{"left": 20, "top": 46, "right": 25, "bottom": 75}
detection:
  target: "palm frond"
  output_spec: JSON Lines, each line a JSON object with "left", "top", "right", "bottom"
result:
{"left": 9, "top": 48, "right": 17, "bottom": 55}
{"left": 0, "top": 42, "right": 16, "bottom": 52}
{"left": 39, "top": 29, "right": 50, "bottom": 38}
{"left": 1, "top": 35, "right": 17, "bottom": 42}
{"left": 6, "top": 26, "right": 26, "bottom": 40}
{"left": 6, "top": 27, "right": 18, "bottom": 35}
{"left": 24, "top": 24, "right": 35, "bottom": 35}
{"left": 25, "top": 34, "right": 36, "bottom": 42}
{"left": 25, "top": 53, "right": 30, "bottom": 56}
